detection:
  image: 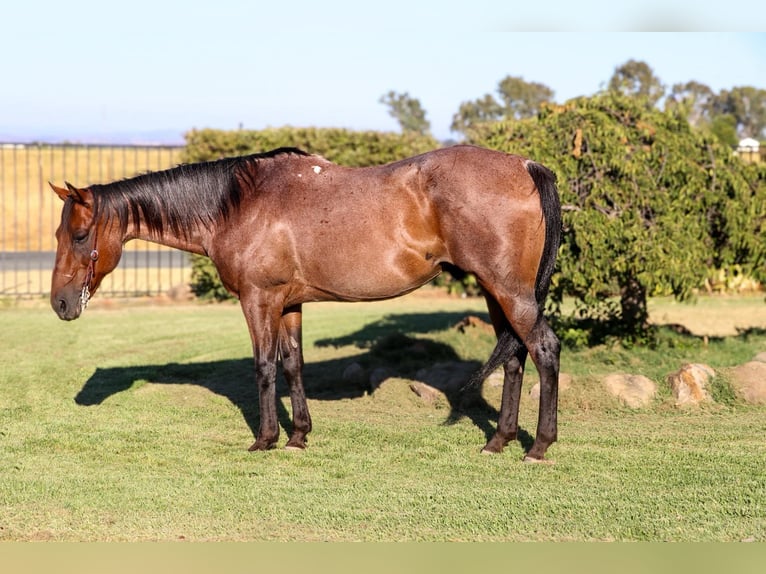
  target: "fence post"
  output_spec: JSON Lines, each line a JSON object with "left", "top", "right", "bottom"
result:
{"left": 0, "top": 143, "right": 187, "bottom": 299}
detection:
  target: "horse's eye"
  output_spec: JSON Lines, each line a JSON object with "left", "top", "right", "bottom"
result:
{"left": 73, "top": 230, "right": 89, "bottom": 243}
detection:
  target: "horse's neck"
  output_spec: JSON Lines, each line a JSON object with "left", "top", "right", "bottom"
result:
{"left": 123, "top": 213, "right": 210, "bottom": 256}
{"left": 107, "top": 164, "right": 233, "bottom": 257}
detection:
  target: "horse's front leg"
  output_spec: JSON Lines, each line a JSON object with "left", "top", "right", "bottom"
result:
{"left": 279, "top": 305, "right": 312, "bottom": 450}
{"left": 240, "top": 293, "right": 283, "bottom": 451}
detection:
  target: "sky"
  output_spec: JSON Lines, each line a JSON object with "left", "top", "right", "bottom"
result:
{"left": 2, "top": 1, "right": 766, "bottom": 144}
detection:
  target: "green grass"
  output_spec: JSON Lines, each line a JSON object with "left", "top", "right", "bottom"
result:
{"left": 1, "top": 292, "right": 765, "bottom": 541}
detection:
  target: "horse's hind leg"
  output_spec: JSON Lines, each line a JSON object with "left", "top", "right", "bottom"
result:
{"left": 491, "top": 290, "right": 560, "bottom": 461}
{"left": 522, "top": 315, "right": 560, "bottom": 461}
{"left": 481, "top": 293, "right": 528, "bottom": 454}
{"left": 279, "top": 305, "right": 312, "bottom": 450}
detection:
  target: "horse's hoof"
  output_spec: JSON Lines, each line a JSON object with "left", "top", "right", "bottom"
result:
{"left": 284, "top": 444, "right": 305, "bottom": 452}
{"left": 522, "top": 455, "right": 554, "bottom": 465}
{"left": 248, "top": 441, "right": 277, "bottom": 451}
{"left": 482, "top": 435, "right": 511, "bottom": 455}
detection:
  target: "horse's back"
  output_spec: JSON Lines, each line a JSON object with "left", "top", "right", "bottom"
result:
{"left": 212, "top": 145, "right": 547, "bottom": 304}
{"left": 419, "top": 145, "right": 536, "bottom": 197}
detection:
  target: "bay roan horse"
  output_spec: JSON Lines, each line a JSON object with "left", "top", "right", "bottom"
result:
{"left": 50, "top": 145, "right": 562, "bottom": 461}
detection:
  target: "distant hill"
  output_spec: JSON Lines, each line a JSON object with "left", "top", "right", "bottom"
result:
{"left": 0, "top": 128, "right": 186, "bottom": 146}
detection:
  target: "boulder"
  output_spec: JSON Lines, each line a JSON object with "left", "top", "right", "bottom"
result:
{"left": 166, "top": 283, "right": 194, "bottom": 301}
{"left": 342, "top": 362, "right": 366, "bottom": 387}
{"left": 486, "top": 370, "right": 505, "bottom": 388}
{"left": 453, "top": 315, "right": 494, "bottom": 335}
{"left": 414, "top": 361, "right": 477, "bottom": 395}
{"left": 529, "top": 373, "right": 573, "bottom": 399}
{"left": 409, "top": 361, "right": 485, "bottom": 408}
{"left": 409, "top": 382, "right": 446, "bottom": 406}
{"left": 729, "top": 362, "right": 766, "bottom": 405}
{"left": 369, "top": 367, "right": 397, "bottom": 389}
{"left": 602, "top": 374, "right": 656, "bottom": 408}
{"left": 667, "top": 363, "right": 714, "bottom": 406}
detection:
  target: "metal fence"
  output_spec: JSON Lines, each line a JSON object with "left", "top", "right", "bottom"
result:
{"left": 0, "top": 143, "right": 189, "bottom": 298}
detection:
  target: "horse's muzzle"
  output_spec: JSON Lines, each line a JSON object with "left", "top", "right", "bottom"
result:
{"left": 52, "top": 293, "right": 82, "bottom": 321}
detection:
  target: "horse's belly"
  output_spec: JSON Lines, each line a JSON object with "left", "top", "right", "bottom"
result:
{"left": 291, "top": 201, "right": 446, "bottom": 302}
{"left": 302, "top": 250, "right": 443, "bottom": 302}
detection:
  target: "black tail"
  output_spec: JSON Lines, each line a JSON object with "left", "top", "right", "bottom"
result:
{"left": 527, "top": 161, "right": 562, "bottom": 306}
{"left": 462, "top": 161, "right": 561, "bottom": 390}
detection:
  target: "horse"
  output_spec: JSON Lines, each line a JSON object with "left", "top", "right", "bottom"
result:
{"left": 50, "top": 144, "right": 562, "bottom": 461}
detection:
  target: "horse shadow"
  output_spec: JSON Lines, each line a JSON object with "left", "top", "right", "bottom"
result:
{"left": 74, "top": 311, "right": 535, "bottom": 453}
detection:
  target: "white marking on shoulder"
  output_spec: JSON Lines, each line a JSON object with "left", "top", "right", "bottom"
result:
{"left": 312, "top": 165, "right": 322, "bottom": 174}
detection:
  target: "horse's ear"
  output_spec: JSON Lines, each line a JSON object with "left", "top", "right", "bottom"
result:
{"left": 49, "top": 181, "right": 93, "bottom": 207}
{"left": 64, "top": 182, "right": 93, "bottom": 207}
{"left": 49, "top": 182, "right": 70, "bottom": 202}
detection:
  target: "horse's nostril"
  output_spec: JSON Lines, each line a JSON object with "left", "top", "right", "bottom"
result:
{"left": 59, "top": 299, "right": 67, "bottom": 314}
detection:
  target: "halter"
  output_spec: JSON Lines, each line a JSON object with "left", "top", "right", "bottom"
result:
{"left": 80, "top": 235, "right": 99, "bottom": 311}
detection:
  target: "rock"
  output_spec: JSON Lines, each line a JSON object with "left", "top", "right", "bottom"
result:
{"left": 166, "top": 283, "right": 194, "bottom": 301}
{"left": 409, "top": 382, "right": 445, "bottom": 406}
{"left": 486, "top": 370, "right": 505, "bottom": 388}
{"left": 529, "top": 373, "right": 573, "bottom": 400}
{"left": 369, "top": 367, "right": 396, "bottom": 389}
{"left": 414, "top": 361, "right": 477, "bottom": 395}
{"left": 667, "top": 363, "right": 714, "bottom": 406}
{"left": 752, "top": 352, "right": 766, "bottom": 363}
{"left": 373, "top": 377, "right": 422, "bottom": 406}
{"left": 730, "top": 362, "right": 766, "bottom": 405}
{"left": 410, "top": 361, "right": 485, "bottom": 408}
{"left": 453, "top": 315, "right": 494, "bottom": 335}
{"left": 342, "top": 362, "right": 366, "bottom": 387}
{"left": 369, "top": 332, "right": 456, "bottom": 363}
{"left": 602, "top": 374, "right": 656, "bottom": 408}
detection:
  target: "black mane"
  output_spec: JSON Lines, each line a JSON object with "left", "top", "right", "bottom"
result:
{"left": 91, "top": 147, "right": 309, "bottom": 239}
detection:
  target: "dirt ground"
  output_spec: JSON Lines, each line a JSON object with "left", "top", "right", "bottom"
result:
{"left": 648, "top": 294, "right": 766, "bottom": 337}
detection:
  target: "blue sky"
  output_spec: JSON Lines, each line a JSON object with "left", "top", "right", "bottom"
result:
{"left": 2, "top": 1, "right": 765, "bottom": 143}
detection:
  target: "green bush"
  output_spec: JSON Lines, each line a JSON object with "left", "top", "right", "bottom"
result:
{"left": 189, "top": 254, "right": 233, "bottom": 302}
{"left": 182, "top": 126, "right": 438, "bottom": 166}
{"left": 471, "top": 93, "right": 766, "bottom": 338}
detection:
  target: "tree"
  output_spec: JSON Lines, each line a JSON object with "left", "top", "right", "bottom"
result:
{"left": 607, "top": 59, "right": 665, "bottom": 106}
{"left": 379, "top": 91, "right": 431, "bottom": 136}
{"left": 666, "top": 82, "right": 766, "bottom": 143}
{"left": 471, "top": 93, "right": 765, "bottom": 339}
{"left": 451, "top": 75, "right": 555, "bottom": 138}
{"left": 711, "top": 86, "right": 766, "bottom": 139}
{"left": 497, "top": 75, "right": 555, "bottom": 120}
{"left": 450, "top": 94, "right": 504, "bottom": 137}
{"left": 709, "top": 113, "right": 739, "bottom": 147}
{"left": 666, "top": 80, "right": 715, "bottom": 127}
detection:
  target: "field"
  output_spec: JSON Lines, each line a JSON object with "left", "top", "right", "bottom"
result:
{"left": 0, "top": 144, "right": 181, "bottom": 252}
{"left": 1, "top": 291, "right": 765, "bottom": 541}
{"left": 1, "top": 144, "right": 186, "bottom": 297}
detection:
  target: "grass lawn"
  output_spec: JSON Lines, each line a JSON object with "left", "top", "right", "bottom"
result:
{"left": 0, "top": 291, "right": 764, "bottom": 541}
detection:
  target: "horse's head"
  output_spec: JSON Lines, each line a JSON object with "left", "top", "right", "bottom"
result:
{"left": 50, "top": 182, "right": 123, "bottom": 320}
